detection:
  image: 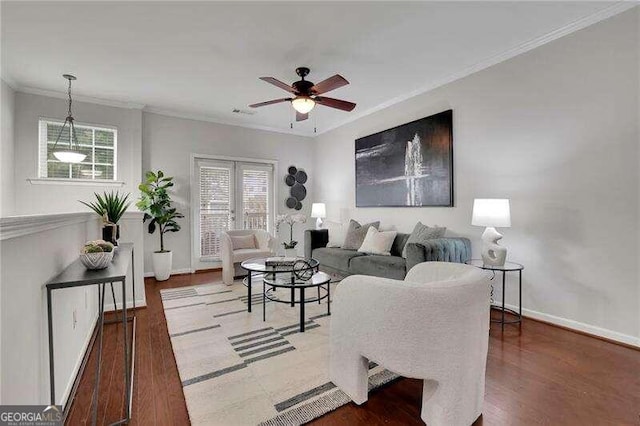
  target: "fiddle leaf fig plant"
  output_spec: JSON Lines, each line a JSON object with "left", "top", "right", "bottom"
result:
{"left": 136, "top": 170, "right": 183, "bottom": 252}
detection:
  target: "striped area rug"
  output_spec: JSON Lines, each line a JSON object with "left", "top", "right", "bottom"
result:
{"left": 160, "top": 279, "right": 399, "bottom": 425}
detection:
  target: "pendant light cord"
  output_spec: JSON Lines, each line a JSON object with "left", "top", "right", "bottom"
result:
{"left": 51, "top": 76, "right": 79, "bottom": 152}
{"left": 67, "top": 77, "right": 73, "bottom": 117}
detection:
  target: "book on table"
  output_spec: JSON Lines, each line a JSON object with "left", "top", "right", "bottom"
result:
{"left": 265, "top": 257, "right": 298, "bottom": 267}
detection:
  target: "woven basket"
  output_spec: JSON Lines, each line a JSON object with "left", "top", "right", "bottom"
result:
{"left": 80, "top": 251, "right": 113, "bottom": 270}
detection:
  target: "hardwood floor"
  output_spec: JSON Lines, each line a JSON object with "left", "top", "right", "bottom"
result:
{"left": 66, "top": 271, "right": 640, "bottom": 425}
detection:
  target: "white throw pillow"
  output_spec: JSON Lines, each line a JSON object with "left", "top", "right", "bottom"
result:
{"left": 231, "top": 234, "right": 256, "bottom": 250}
{"left": 357, "top": 227, "right": 397, "bottom": 256}
{"left": 325, "top": 222, "right": 346, "bottom": 248}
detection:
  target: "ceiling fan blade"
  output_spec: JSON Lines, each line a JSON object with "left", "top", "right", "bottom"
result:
{"left": 296, "top": 111, "right": 309, "bottom": 122}
{"left": 259, "top": 77, "right": 295, "bottom": 93}
{"left": 311, "top": 74, "right": 349, "bottom": 95}
{"left": 249, "top": 98, "right": 292, "bottom": 108}
{"left": 315, "top": 96, "right": 356, "bottom": 112}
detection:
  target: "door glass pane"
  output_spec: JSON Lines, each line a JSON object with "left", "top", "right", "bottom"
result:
{"left": 241, "top": 168, "right": 269, "bottom": 231}
{"left": 199, "top": 166, "right": 232, "bottom": 258}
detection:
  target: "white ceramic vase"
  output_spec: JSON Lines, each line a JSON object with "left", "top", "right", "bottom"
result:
{"left": 480, "top": 227, "right": 507, "bottom": 267}
{"left": 284, "top": 248, "right": 298, "bottom": 258}
{"left": 153, "top": 251, "right": 173, "bottom": 281}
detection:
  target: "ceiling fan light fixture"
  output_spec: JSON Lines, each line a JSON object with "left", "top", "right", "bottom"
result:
{"left": 291, "top": 96, "right": 315, "bottom": 114}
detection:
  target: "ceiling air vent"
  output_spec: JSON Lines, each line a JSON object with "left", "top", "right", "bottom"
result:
{"left": 232, "top": 108, "right": 256, "bottom": 115}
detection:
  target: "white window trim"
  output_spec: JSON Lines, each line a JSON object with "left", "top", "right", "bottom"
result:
{"left": 37, "top": 117, "right": 119, "bottom": 182}
{"left": 27, "top": 178, "right": 125, "bottom": 186}
{"left": 189, "top": 153, "right": 278, "bottom": 271}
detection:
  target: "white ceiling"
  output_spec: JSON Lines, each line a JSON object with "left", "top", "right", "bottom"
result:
{"left": 1, "top": 1, "right": 629, "bottom": 136}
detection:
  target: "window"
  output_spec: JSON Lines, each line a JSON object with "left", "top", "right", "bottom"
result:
{"left": 192, "top": 157, "right": 274, "bottom": 267}
{"left": 199, "top": 163, "right": 233, "bottom": 258}
{"left": 241, "top": 167, "right": 270, "bottom": 231}
{"left": 38, "top": 119, "right": 117, "bottom": 180}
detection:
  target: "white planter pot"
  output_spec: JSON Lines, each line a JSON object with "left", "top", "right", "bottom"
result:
{"left": 152, "top": 251, "right": 173, "bottom": 281}
{"left": 284, "top": 248, "right": 298, "bottom": 258}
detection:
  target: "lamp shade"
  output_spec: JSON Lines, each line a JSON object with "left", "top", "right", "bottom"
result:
{"left": 291, "top": 96, "right": 315, "bottom": 114}
{"left": 472, "top": 199, "right": 511, "bottom": 228}
{"left": 311, "top": 203, "right": 326, "bottom": 218}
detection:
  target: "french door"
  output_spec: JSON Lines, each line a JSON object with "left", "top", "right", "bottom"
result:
{"left": 192, "top": 157, "right": 274, "bottom": 270}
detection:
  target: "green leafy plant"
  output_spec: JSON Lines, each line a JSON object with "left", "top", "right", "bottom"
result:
{"left": 82, "top": 240, "right": 114, "bottom": 253}
{"left": 80, "top": 191, "right": 131, "bottom": 224}
{"left": 136, "top": 170, "right": 183, "bottom": 253}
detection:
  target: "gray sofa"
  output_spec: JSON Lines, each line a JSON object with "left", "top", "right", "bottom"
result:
{"left": 304, "top": 229, "right": 471, "bottom": 280}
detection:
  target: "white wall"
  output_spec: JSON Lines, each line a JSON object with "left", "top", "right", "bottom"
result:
{"left": 637, "top": 8, "right": 640, "bottom": 342}
{"left": 1, "top": 81, "right": 15, "bottom": 216}
{"left": 0, "top": 212, "right": 142, "bottom": 406}
{"left": 142, "top": 112, "right": 315, "bottom": 274}
{"left": 10, "top": 92, "right": 146, "bottom": 306}
{"left": 13, "top": 92, "right": 143, "bottom": 215}
{"left": 313, "top": 10, "right": 640, "bottom": 345}
{"left": 0, "top": 214, "right": 99, "bottom": 405}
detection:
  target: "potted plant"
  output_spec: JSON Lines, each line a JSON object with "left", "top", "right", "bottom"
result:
{"left": 136, "top": 170, "right": 183, "bottom": 281}
{"left": 80, "top": 191, "right": 131, "bottom": 245}
{"left": 275, "top": 213, "right": 306, "bottom": 256}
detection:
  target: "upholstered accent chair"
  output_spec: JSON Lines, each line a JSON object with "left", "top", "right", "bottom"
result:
{"left": 221, "top": 229, "right": 276, "bottom": 285}
{"left": 330, "top": 262, "right": 491, "bottom": 426}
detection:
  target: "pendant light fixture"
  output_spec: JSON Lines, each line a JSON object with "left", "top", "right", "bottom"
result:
{"left": 51, "top": 74, "right": 86, "bottom": 163}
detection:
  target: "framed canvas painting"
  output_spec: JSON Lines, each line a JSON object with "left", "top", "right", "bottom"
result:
{"left": 355, "top": 109, "right": 453, "bottom": 207}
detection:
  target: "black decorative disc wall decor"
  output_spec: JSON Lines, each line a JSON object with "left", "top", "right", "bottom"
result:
{"left": 291, "top": 183, "right": 307, "bottom": 201}
{"left": 295, "top": 170, "right": 307, "bottom": 184}
{"left": 285, "top": 165, "right": 307, "bottom": 210}
{"left": 285, "top": 197, "right": 297, "bottom": 209}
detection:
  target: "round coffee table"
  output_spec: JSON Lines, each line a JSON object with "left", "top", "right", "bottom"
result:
{"left": 263, "top": 270, "right": 331, "bottom": 332}
{"left": 240, "top": 258, "right": 324, "bottom": 330}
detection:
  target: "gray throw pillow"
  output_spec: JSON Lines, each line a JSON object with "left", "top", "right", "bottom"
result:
{"left": 342, "top": 220, "right": 380, "bottom": 250}
{"left": 402, "top": 222, "right": 446, "bottom": 258}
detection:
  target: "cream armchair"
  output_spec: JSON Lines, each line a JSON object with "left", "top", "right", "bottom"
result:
{"left": 330, "top": 262, "right": 490, "bottom": 426}
{"left": 221, "top": 229, "right": 276, "bottom": 285}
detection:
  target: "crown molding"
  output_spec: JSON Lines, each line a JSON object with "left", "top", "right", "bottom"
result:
{"left": 1, "top": 77, "right": 19, "bottom": 91}
{"left": 0, "top": 210, "right": 144, "bottom": 241}
{"left": 4, "top": 2, "right": 634, "bottom": 137}
{"left": 142, "top": 107, "right": 313, "bottom": 138}
{"left": 315, "top": 1, "right": 638, "bottom": 136}
{"left": 16, "top": 85, "right": 146, "bottom": 110}
{"left": 0, "top": 212, "right": 96, "bottom": 241}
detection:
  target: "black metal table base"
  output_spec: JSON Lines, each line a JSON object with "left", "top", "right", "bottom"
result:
{"left": 263, "top": 282, "right": 331, "bottom": 332}
{"left": 46, "top": 244, "right": 136, "bottom": 426}
{"left": 491, "top": 269, "right": 523, "bottom": 332}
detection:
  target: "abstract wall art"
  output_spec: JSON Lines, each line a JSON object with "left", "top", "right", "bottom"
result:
{"left": 355, "top": 109, "right": 453, "bottom": 207}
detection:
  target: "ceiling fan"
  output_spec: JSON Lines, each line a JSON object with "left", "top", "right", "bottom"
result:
{"left": 249, "top": 67, "right": 356, "bottom": 122}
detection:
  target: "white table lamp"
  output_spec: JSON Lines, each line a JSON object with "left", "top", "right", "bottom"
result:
{"left": 311, "top": 203, "right": 326, "bottom": 229}
{"left": 472, "top": 199, "right": 511, "bottom": 266}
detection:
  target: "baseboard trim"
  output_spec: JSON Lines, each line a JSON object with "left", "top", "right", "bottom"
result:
{"left": 503, "top": 302, "right": 640, "bottom": 349}
{"left": 104, "top": 299, "right": 147, "bottom": 313}
{"left": 195, "top": 267, "right": 222, "bottom": 273}
{"left": 143, "top": 268, "right": 193, "bottom": 278}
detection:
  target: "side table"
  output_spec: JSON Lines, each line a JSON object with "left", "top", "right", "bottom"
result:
{"left": 46, "top": 243, "right": 136, "bottom": 425}
{"left": 466, "top": 259, "right": 524, "bottom": 331}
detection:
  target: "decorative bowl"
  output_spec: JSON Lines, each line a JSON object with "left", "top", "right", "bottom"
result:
{"left": 80, "top": 251, "right": 113, "bottom": 270}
